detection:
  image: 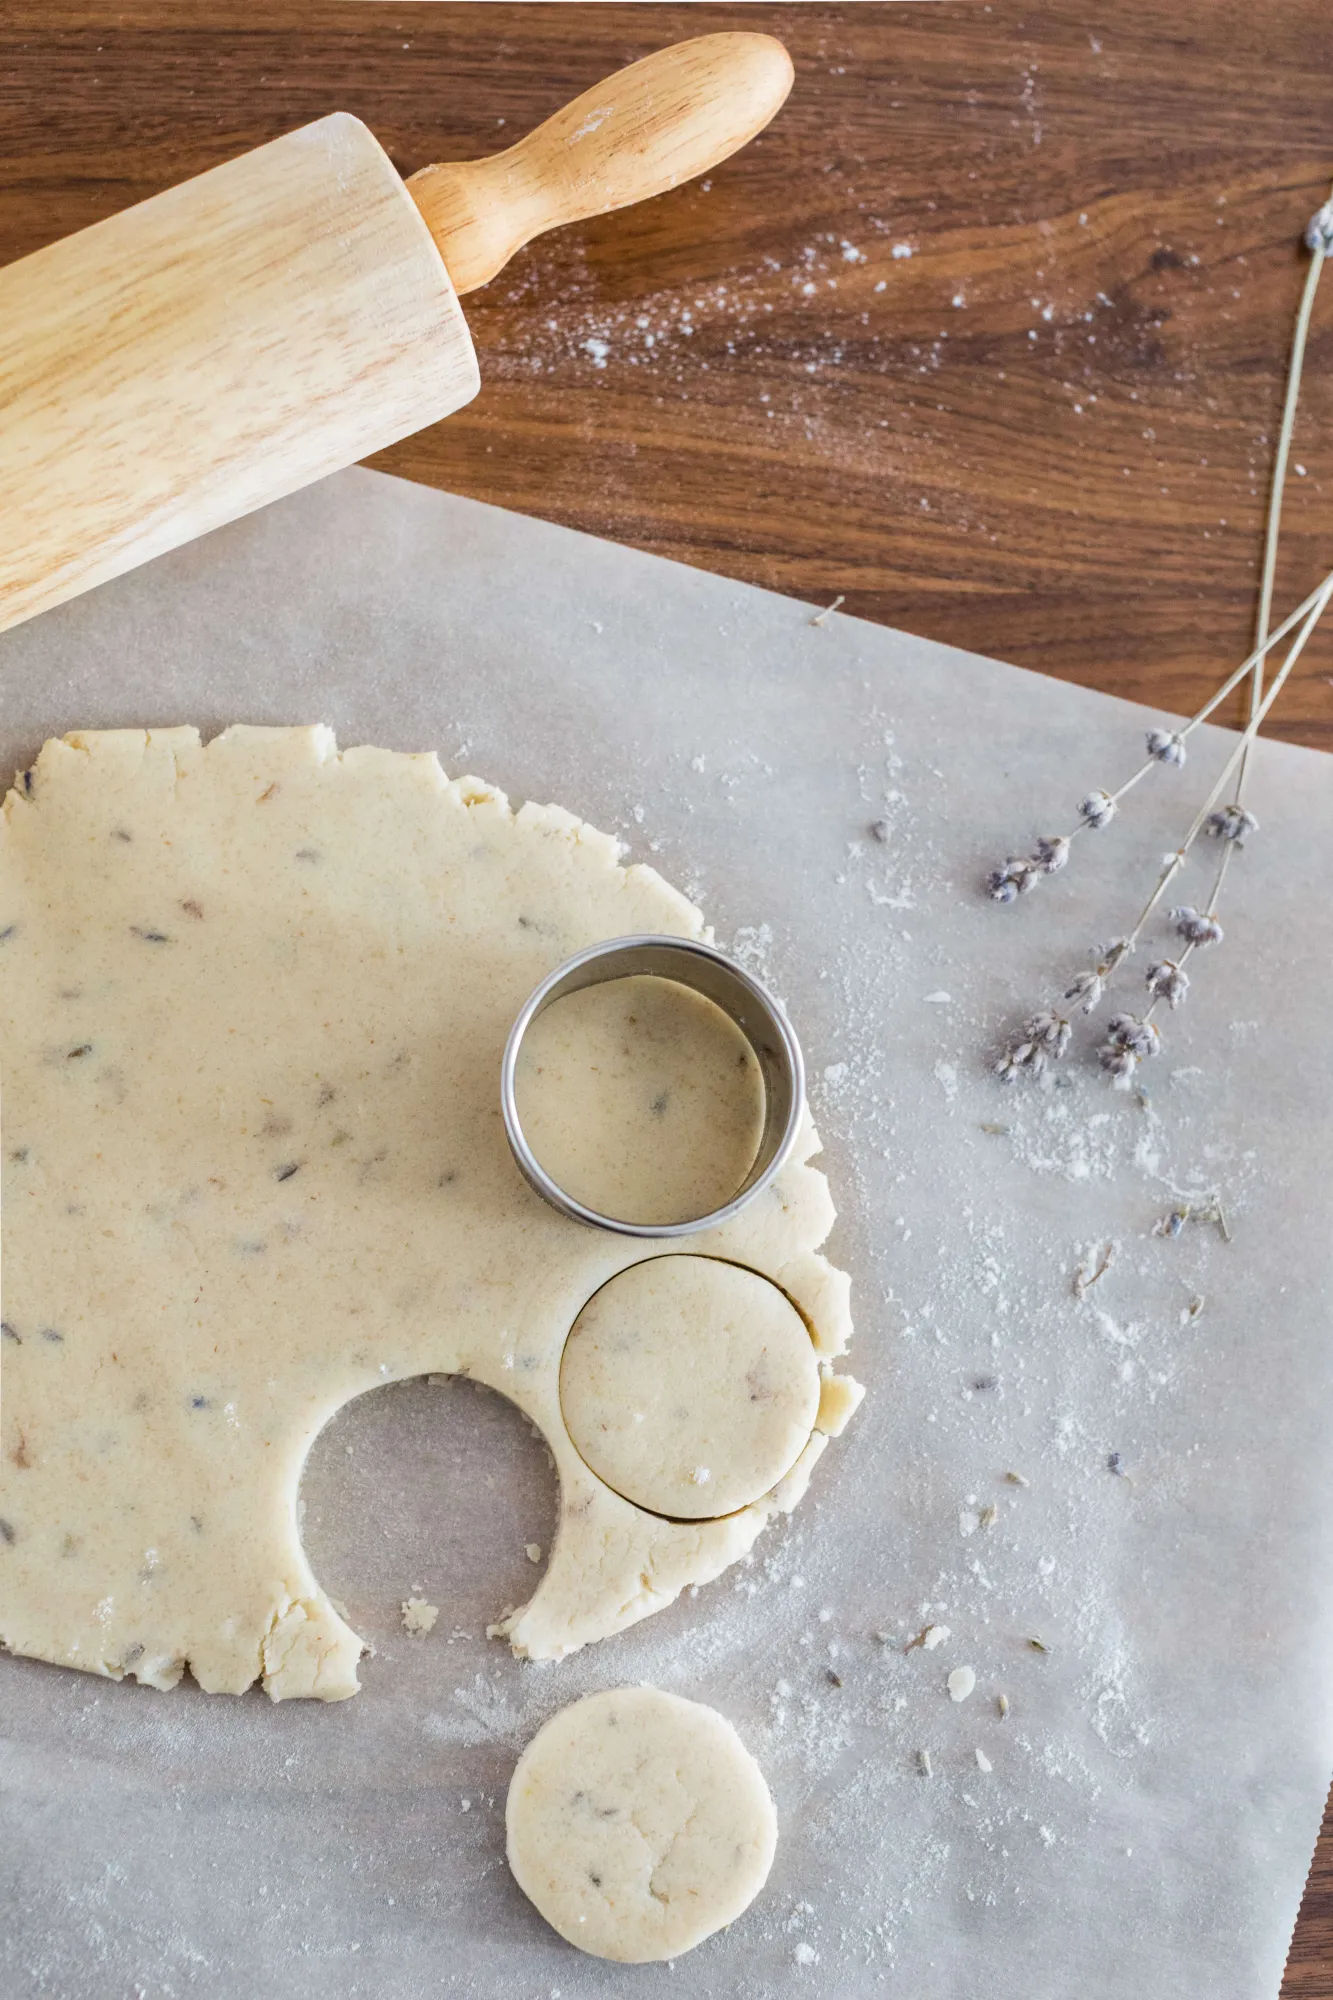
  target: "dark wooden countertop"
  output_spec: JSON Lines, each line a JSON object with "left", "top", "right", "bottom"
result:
{"left": 1, "top": 4, "right": 1330, "bottom": 1989}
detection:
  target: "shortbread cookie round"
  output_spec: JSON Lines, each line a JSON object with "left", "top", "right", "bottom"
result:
{"left": 506, "top": 1686, "right": 776, "bottom": 1962}
{"left": 560, "top": 1255, "right": 820, "bottom": 1518}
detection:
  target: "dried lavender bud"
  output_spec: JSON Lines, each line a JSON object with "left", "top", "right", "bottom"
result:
{"left": 1153, "top": 1207, "right": 1189, "bottom": 1238}
{"left": 1026, "top": 1010, "right": 1072, "bottom": 1057}
{"left": 1077, "top": 789, "right": 1117, "bottom": 830}
{"left": 1307, "top": 199, "right": 1333, "bottom": 256}
{"left": 1204, "top": 803, "right": 1259, "bottom": 845}
{"left": 1063, "top": 967, "right": 1104, "bottom": 1013}
{"left": 1098, "top": 1043, "right": 1138, "bottom": 1085}
{"left": 995, "top": 1010, "right": 1070, "bottom": 1083}
{"left": 1105, "top": 1013, "right": 1161, "bottom": 1059}
{"left": 994, "top": 1042, "right": 1037, "bottom": 1084}
{"left": 869, "top": 818, "right": 891, "bottom": 844}
{"left": 1170, "top": 905, "right": 1223, "bottom": 947}
{"left": 1032, "top": 834, "right": 1070, "bottom": 874}
{"left": 1144, "top": 959, "right": 1189, "bottom": 1008}
{"left": 988, "top": 857, "right": 1040, "bottom": 902}
{"left": 1145, "top": 729, "right": 1186, "bottom": 768}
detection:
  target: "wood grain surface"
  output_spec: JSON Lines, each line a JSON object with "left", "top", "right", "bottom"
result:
{"left": 0, "top": 3, "right": 1330, "bottom": 1989}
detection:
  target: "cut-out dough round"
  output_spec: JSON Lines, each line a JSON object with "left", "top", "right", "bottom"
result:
{"left": 506, "top": 1686, "right": 776, "bottom": 1963}
{"left": 560, "top": 1257, "right": 820, "bottom": 1517}
{"left": 0, "top": 727, "right": 859, "bottom": 1700}
{"left": 513, "top": 973, "right": 764, "bottom": 1225}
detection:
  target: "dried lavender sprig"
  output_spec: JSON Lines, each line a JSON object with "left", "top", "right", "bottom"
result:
{"left": 997, "top": 580, "right": 1331, "bottom": 1083}
{"left": 993, "top": 192, "right": 1332, "bottom": 1089}
{"left": 1116, "top": 579, "right": 1330, "bottom": 949}
{"left": 985, "top": 569, "right": 1333, "bottom": 900}
{"left": 1099, "top": 582, "right": 1330, "bottom": 1074}
{"left": 1139, "top": 839, "right": 1233, "bottom": 1026}
{"left": 1239, "top": 181, "right": 1333, "bottom": 798}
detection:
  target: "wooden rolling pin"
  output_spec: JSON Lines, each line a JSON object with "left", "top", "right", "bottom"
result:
{"left": 0, "top": 32, "right": 792, "bottom": 637}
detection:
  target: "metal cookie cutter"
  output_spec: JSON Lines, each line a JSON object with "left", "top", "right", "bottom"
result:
{"left": 500, "top": 934, "right": 806, "bottom": 1238}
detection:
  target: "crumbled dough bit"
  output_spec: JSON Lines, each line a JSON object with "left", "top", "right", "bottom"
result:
{"left": 401, "top": 1597, "right": 439, "bottom": 1636}
{"left": 975, "top": 1747, "right": 993, "bottom": 1773}
{"left": 506, "top": 1687, "right": 776, "bottom": 1962}
{"left": 922, "top": 1623, "right": 951, "bottom": 1651}
{"left": 815, "top": 1370, "right": 866, "bottom": 1436}
{"left": 524, "top": 1544, "right": 542, "bottom": 1565}
{"left": 947, "top": 1665, "right": 977, "bottom": 1703}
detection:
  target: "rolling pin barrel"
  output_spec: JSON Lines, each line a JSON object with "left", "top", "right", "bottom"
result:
{"left": 0, "top": 115, "right": 476, "bottom": 638}
{"left": 0, "top": 33, "right": 792, "bottom": 638}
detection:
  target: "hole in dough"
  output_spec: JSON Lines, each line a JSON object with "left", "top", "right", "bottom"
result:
{"left": 299, "top": 1376, "right": 558, "bottom": 1644}
{"left": 513, "top": 973, "right": 764, "bottom": 1224}
{"left": 559, "top": 1256, "right": 820, "bottom": 1521}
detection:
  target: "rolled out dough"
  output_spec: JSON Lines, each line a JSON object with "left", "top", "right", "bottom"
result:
{"left": 560, "top": 1256, "right": 822, "bottom": 1518}
{"left": 0, "top": 727, "right": 858, "bottom": 1700}
{"left": 506, "top": 1686, "right": 776, "bottom": 1962}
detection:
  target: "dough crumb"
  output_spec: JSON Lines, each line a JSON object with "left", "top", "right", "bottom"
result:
{"left": 921, "top": 1623, "right": 951, "bottom": 1651}
{"left": 975, "top": 1746, "right": 993, "bottom": 1772}
{"left": 815, "top": 1371, "right": 865, "bottom": 1436}
{"left": 947, "top": 1665, "right": 976, "bottom": 1703}
{"left": 794, "top": 1940, "right": 819, "bottom": 1965}
{"left": 401, "top": 1597, "right": 439, "bottom": 1636}
{"left": 525, "top": 1543, "right": 543, "bottom": 1564}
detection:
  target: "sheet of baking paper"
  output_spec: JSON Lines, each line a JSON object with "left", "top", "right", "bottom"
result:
{"left": 1, "top": 468, "right": 1330, "bottom": 2000}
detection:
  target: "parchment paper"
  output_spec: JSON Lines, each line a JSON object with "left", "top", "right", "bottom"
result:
{"left": 1, "top": 468, "right": 1331, "bottom": 2000}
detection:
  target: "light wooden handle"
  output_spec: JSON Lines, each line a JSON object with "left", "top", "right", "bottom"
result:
{"left": 405, "top": 32, "right": 794, "bottom": 295}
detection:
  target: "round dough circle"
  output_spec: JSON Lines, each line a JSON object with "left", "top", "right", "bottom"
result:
{"left": 559, "top": 1256, "right": 820, "bottom": 1518}
{"left": 506, "top": 1686, "right": 777, "bottom": 1963}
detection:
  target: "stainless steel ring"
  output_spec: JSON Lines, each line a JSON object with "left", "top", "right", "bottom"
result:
{"left": 500, "top": 934, "right": 806, "bottom": 1238}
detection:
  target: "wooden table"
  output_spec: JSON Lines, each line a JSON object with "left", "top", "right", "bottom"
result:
{"left": 2, "top": 3, "right": 1330, "bottom": 1987}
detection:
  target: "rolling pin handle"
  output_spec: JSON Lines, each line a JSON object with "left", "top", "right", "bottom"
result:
{"left": 405, "top": 32, "right": 793, "bottom": 296}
